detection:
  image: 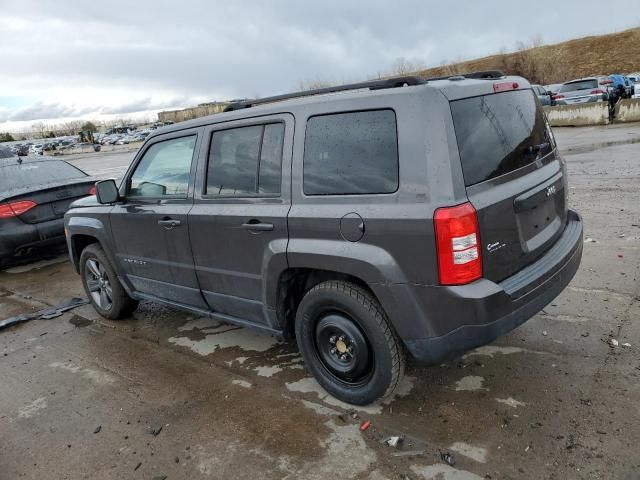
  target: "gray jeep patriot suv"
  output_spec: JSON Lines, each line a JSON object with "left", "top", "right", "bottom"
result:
{"left": 65, "top": 72, "right": 583, "bottom": 405}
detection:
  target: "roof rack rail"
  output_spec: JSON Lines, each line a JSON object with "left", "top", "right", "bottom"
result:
{"left": 425, "top": 70, "right": 506, "bottom": 82}
{"left": 223, "top": 75, "right": 425, "bottom": 112}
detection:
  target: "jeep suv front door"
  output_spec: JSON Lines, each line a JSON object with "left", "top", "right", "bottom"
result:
{"left": 110, "top": 129, "right": 207, "bottom": 309}
{"left": 189, "top": 115, "right": 293, "bottom": 326}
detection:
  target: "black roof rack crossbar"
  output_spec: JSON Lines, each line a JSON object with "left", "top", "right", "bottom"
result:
{"left": 223, "top": 75, "right": 425, "bottom": 112}
{"left": 425, "top": 70, "right": 506, "bottom": 82}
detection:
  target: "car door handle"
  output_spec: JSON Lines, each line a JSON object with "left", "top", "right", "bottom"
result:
{"left": 241, "top": 221, "right": 274, "bottom": 231}
{"left": 158, "top": 219, "right": 181, "bottom": 229}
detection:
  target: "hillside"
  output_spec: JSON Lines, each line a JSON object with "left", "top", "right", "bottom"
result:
{"left": 416, "top": 28, "right": 640, "bottom": 85}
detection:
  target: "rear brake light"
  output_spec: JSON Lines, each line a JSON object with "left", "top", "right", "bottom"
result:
{"left": 553, "top": 94, "right": 565, "bottom": 99}
{"left": 493, "top": 81, "right": 519, "bottom": 93}
{"left": 0, "top": 200, "right": 37, "bottom": 218}
{"left": 590, "top": 89, "right": 605, "bottom": 94}
{"left": 89, "top": 185, "right": 97, "bottom": 195}
{"left": 434, "top": 202, "right": 482, "bottom": 285}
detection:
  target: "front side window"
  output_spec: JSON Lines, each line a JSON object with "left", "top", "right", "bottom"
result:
{"left": 303, "top": 110, "right": 399, "bottom": 195}
{"left": 129, "top": 135, "right": 196, "bottom": 197}
{"left": 206, "top": 123, "right": 284, "bottom": 196}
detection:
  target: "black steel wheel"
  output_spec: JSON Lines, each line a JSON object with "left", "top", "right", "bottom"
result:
{"left": 295, "top": 280, "right": 404, "bottom": 405}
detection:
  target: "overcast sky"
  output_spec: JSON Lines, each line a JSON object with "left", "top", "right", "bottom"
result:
{"left": 1, "top": 0, "right": 637, "bottom": 131}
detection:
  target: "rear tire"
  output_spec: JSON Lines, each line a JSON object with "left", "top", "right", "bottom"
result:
{"left": 80, "top": 244, "right": 138, "bottom": 320}
{"left": 295, "top": 280, "right": 404, "bottom": 405}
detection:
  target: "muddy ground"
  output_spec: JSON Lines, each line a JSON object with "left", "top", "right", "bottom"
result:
{"left": 1, "top": 124, "right": 639, "bottom": 480}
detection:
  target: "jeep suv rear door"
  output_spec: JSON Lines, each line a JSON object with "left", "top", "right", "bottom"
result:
{"left": 450, "top": 88, "right": 567, "bottom": 282}
{"left": 109, "top": 130, "right": 207, "bottom": 308}
{"left": 188, "top": 114, "right": 293, "bottom": 326}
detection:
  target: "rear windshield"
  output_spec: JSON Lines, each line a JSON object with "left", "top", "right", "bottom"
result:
{"left": 450, "top": 89, "right": 551, "bottom": 187}
{"left": 559, "top": 79, "right": 598, "bottom": 92}
{"left": 0, "top": 160, "right": 87, "bottom": 192}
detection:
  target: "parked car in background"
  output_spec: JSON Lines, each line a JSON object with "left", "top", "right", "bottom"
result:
{"left": 544, "top": 83, "right": 563, "bottom": 95}
{"left": 553, "top": 76, "right": 611, "bottom": 105}
{"left": 609, "top": 74, "right": 633, "bottom": 98}
{"left": 0, "top": 149, "right": 97, "bottom": 268}
{"left": 532, "top": 84, "right": 552, "bottom": 106}
{"left": 29, "top": 144, "right": 44, "bottom": 155}
{"left": 65, "top": 73, "right": 583, "bottom": 405}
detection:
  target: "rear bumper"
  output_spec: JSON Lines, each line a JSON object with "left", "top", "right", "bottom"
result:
{"left": 392, "top": 210, "right": 583, "bottom": 364}
{"left": 0, "top": 217, "right": 66, "bottom": 263}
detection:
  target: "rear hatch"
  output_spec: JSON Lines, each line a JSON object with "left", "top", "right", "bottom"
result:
{"left": 450, "top": 87, "right": 568, "bottom": 282}
{"left": 556, "top": 78, "right": 600, "bottom": 103}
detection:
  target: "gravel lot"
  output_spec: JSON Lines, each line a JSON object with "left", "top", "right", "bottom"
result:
{"left": 1, "top": 124, "right": 639, "bottom": 479}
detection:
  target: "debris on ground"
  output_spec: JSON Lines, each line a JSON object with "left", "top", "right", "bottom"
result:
{"left": 581, "top": 332, "right": 590, "bottom": 337}
{"left": 381, "top": 435, "right": 403, "bottom": 448}
{"left": 93, "top": 425, "right": 101, "bottom": 434}
{"left": 134, "top": 462, "right": 142, "bottom": 471}
{"left": 359, "top": 420, "right": 371, "bottom": 432}
{"left": 622, "top": 342, "right": 631, "bottom": 347}
{"left": 0, "top": 297, "right": 89, "bottom": 329}
{"left": 542, "top": 331, "right": 548, "bottom": 336}
{"left": 584, "top": 237, "right": 598, "bottom": 243}
{"left": 440, "top": 451, "right": 456, "bottom": 466}
{"left": 149, "top": 426, "right": 163, "bottom": 436}
{"left": 610, "top": 338, "right": 619, "bottom": 347}
{"left": 152, "top": 476, "right": 167, "bottom": 480}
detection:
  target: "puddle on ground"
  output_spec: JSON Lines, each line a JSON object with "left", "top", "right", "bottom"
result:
{"left": 286, "top": 375, "right": 416, "bottom": 415}
{"left": 463, "top": 345, "right": 547, "bottom": 358}
{"left": 169, "top": 318, "right": 281, "bottom": 355}
{"left": 69, "top": 315, "right": 92, "bottom": 328}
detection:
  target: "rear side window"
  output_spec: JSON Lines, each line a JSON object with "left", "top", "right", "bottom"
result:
{"left": 206, "top": 123, "right": 284, "bottom": 196}
{"left": 450, "top": 90, "right": 551, "bottom": 187}
{"left": 303, "top": 110, "right": 398, "bottom": 195}
{"left": 559, "top": 79, "right": 598, "bottom": 92}
{"left": 0, "top": 160, "right": 86, "bottom": 192}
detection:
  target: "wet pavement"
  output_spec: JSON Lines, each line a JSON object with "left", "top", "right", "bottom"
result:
{"left": 1, "top": 125, "right": 639, "bottom": 479}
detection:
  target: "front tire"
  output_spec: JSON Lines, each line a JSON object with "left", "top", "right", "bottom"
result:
{"left": 80, "top": 244, "right": 138, "bottom": 320}
{"left": 295, "top": 280, "right": 404, "bottom": 405}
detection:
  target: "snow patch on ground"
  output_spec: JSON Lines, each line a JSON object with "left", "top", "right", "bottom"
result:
{"left": 496, "top": 397, "right": 527, "bottom": 408}
{"left": 449, "top": 441, "right": 488, "bottom": 463}
{"left": 411, "top": 464, "right": 483, "bottom": 479}
{"left": 455, "top": 376, "right": 486, "bottom": 391}
{"left": 18, "top": 397, "right": 47, "bottom": 418}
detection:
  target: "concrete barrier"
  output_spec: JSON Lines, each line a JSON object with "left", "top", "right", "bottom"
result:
{"left": 613, "top": 99, "right": 640, "bottom": 123}
{"left": 543, "top": 103, "right": 609, "bottom": 127}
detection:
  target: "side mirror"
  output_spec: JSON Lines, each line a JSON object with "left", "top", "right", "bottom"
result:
{"left": 546, "top": 91, "right": 554, "bottom": 96}
{"left": 95, "top": 179, "right": 119, "bottom": 204}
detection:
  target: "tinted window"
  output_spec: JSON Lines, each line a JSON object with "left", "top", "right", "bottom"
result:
{"left": 450, "top": 90, "right": 551, "bottom": 187}
{"left": 303, "top": 110, "right": 398, "bottom": 195}
{"left": 559, "top": 79, "right": 598, "bottom": 92}
{"left": 129, "top": 135, "right": 196, "bottom": 197}
{"left": 206, "top": 123, "right": 284, "bottom": 196}
{"left": 0, "top": 160, "right": 86, "bottom": 192}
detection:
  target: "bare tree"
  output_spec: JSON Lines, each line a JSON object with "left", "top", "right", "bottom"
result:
{"left": 297, "top": 78, "right": 334, "bottom": 91}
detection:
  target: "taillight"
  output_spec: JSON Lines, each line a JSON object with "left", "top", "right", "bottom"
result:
{"left": 590, "top": 89, "right": 605, "bottom": 94}
{"left": 553, "top": 94, "right": 565, "bottom": 100}
{"left": 89, "top": 185, "right": 97, "bottom": 195}
{"left": 0, "top": 200, "right": 37, "bottom": 219}
{"left": 493, "top": 81, "right": 519, "bottom": 93}
{"left": 434, "top": 202, "right": 482, "bottom": 285}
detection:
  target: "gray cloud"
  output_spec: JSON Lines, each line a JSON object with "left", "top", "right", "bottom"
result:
{"left": 0, "top": 0, "right": 637, "bottom": 124}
